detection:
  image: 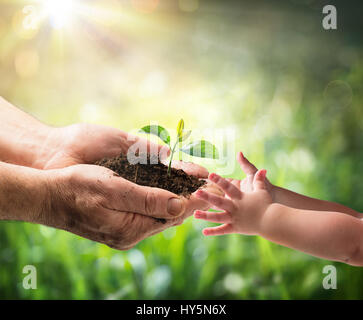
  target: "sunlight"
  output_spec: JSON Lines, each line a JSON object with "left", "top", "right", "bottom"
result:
{"left": 44, "top": 0, "right": 74, "bottom": 29}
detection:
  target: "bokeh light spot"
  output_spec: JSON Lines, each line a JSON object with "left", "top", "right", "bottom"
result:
{"left": 14, "top": 48, "right": 39, "bottom": 78}
{"left": 223, "top": 273, "right": 244, "bottom": 293}
{"left": 139, "top": 71, "right": 167, "bottom": 97}
{"left": 324, "top": 80, "right": 353, "bottom": 110}
{"left": 132, "top": 0, "right": 159, "bottom": 13}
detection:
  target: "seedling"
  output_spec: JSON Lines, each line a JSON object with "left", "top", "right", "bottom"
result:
{"left": 139, "top": 119, "right": 219, "bottom": 176}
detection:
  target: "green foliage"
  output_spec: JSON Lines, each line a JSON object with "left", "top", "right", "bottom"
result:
{"left": 140, "top": 119, "right": 219, "bottom": 175}
{"left": 139, "top": 125, "right": 170, "bottom": 146}
{"left": 139, "top": 125, "right": 171, "bottom": 146}
{"left": 180, "top": 140, "right": 219, "bottom": 159}
{"left": 176, "top": 119, "right": 184, "bottom": 141}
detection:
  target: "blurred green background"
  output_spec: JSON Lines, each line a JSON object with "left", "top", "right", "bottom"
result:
{"left": 0, "top": 0, "right": 362, "bottom": 299}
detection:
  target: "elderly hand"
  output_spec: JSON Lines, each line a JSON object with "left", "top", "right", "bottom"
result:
{"left": 38, "top": 123, "right": 208, "bottom": 177}
{"left": 0, "top": 98, "right": 213, "bottom": 249}
{"left": 42, "top": 163, "right": 210, "bottom": 250}
{"left": 27, "top": 123, "right": 213, "bottom": 249}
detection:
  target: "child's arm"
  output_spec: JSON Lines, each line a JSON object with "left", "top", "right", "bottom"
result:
{"left": 237, "top": 152, "right": 361, "bottom": 218}
{"left": 260, "top": 204, "right": 363, "bottom": 266}
{"left": 195, "top": 169, "right": 363, "bottom": 266}
{"left": 272, "top": 186, "right": 360, "bottom": 217}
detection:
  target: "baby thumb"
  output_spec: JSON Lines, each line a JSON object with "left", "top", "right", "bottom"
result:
{"left": 253, "top": 169, "right": 267, "bottom": 190}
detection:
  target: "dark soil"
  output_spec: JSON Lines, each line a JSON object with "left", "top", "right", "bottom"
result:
{"left": 94, "top": 153, "right": 206, "bottom": 196}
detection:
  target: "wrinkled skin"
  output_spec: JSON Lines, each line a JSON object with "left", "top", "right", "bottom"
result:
{"left": 39, "top": 123, "right": 209, "bottom": 177}
{"left": 37, "top": 123, "right": 214, "bottom": 250}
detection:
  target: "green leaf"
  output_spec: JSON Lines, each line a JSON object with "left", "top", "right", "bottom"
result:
{"left": 139, "top": 125, "right": 171, "bottom": 146}
{"left": 180, "top": 140, "right": 219, "bottom": 159}
{"left": 179, "top": 129, "right": 192, "bottom": 142}
{"left": 176, "top": 119, "right": 184, "bottom": 140}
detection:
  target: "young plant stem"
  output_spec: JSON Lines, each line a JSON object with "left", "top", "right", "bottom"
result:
{"left": 167, "top": 140, "right": 179, "bottom": 176}
{"left": 178, "top": 140, "right": 182, "bottom": 161}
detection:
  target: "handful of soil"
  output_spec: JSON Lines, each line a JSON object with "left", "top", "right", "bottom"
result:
{"left": 94, "top": 153, "right": 206, "bottom": 196}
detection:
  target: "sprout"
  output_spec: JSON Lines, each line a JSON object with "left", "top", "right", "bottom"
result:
{"left": 139, "top": 119, "right": 219, "bottom": 176}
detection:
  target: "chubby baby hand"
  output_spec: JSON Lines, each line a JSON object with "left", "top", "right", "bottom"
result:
{"left": 194, "top": 168, "right": 273, "bottom": 236}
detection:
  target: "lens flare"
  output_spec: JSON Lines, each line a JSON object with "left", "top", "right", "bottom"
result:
{"left": 44, "top": 0, "right": 74, "bottom": 29}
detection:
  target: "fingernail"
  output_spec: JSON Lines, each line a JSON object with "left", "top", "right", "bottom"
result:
{"left": 167, "top": 198, "right": 184, "bottom": 216}
{"left": 209, "top": 173, "right": 217, "bottom": 181}
{"left": 260, "top": 169, "right": 267, "bottom": 179}
{"left": 240, "top": 151, "right": 244, "bottom": 159}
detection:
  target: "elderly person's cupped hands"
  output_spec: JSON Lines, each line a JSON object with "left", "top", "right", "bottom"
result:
{"left": 0, "top": 97, "right": 217, "bottom": 249}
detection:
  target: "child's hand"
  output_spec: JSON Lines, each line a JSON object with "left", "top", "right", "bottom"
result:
{"left": 194, "top": 167, "right": 273, "bottom": 236}
{"left": 233, "top": 151, "right": 275, "bottom": 198}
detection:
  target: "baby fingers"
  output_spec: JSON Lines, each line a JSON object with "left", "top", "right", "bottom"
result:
{"left": 208, "top": 173, "right": 242, "bottom": 199}
{"left": 203, "top": 224, "right": 234, "bottom": 236}
{"left": 194, "top": 210, "right": 232, "bottom": 224}
{"left": 237, "top": 151, "right": 258, "bottom": 176}
{"left": 195, "top": 190, "right": 235, "bottom": 212}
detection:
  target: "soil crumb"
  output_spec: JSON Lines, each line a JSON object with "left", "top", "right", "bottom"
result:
{"left": 95, "top": 153, "right": 206, "bottom": 196}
